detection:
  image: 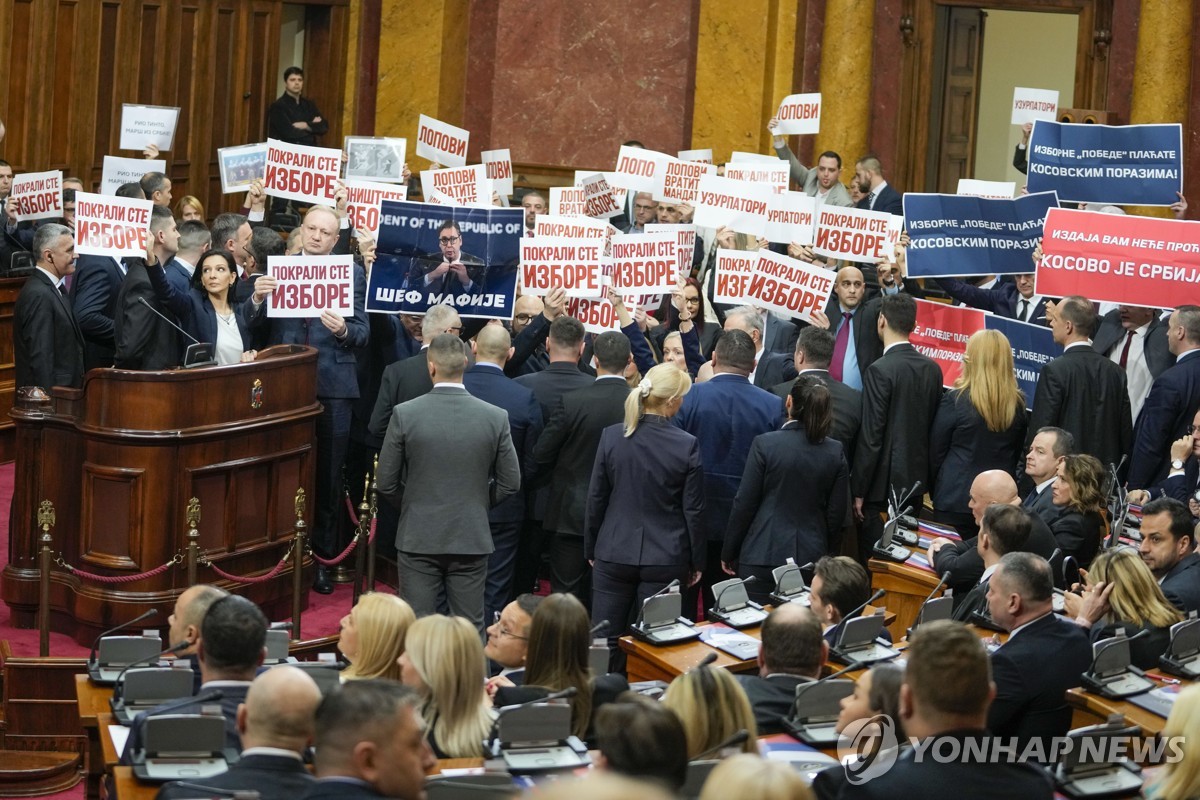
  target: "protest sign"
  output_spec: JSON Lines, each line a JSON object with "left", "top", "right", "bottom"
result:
{"left": 369, "top": 200, "right": 522, "bottom": 318}
{"left": 550, "top": 186, "right": 588, "bottom": 217}
{"left": 481, "top": 149, "right": 513, "bottom": 196}
{"left": 956, "top": 179, "right": 1016, "bottom": 199}
{"left": 267, "top": 255, "right": 355, "bottom": 318}
{"left": 263, "top": 138, "right": 341, "bottom": 205}
{"left": 345, "top": 180, "right": 408, "bottom": 239}
{"left": 344, "top": 137, "right": 406, "bottom": 183}
{"left": 533, "top": 214, "right": 616, "bottom": 254}
{"left": 1011, "top": 88, "right": 1059, "bottom": 125}
{"left": 74, "top": 192, "right": 153, "bottom": 258}
{"left": 573, "top": 171, "right": 628, "bottom": 212}
{"left": 729, "top": 151, "right": 781, "bottom": 164}
{"left": 580, "top": 173, "right": 622, "bottom": 219}
{"left": 566, "top": 296, "right": 622, "bottom": 334}
{"left": 653, "top": 158, "right": 714, "bottom": 204}
{"left": 519, "top": 237, "right": 605, "bottom": 297}
{"left": 678, "top": 148, "right": 714, "bottom": 164}
{"left": 424, "top": 187, "right": 457, "bottom": 206}
{"left": 11, "top": 170, "right": 63, "bottom": 221}
{"left": 644, "top": 224, "right": 696, "bottom": 285}
{"left": 723, "top": 162, "right": 789, "bottom": 193}
{"left": 693, "top": 174, "right": 772, "bottom": 237}
{"left": 746, "top": 250, "right": 836, "bottom": 323}
{"left": 420, "top": 165, "right": 490, "bottom": 206}
{"left": 990, "top": 314, "right": 1061, "bottom": 403}
{"left": 610, "top": 146, "right": 670, "bottom": 193}
{"left": 774, "top": 93, "right": 821, "bottom": 135}
{"left": 812, "top": 205, "right": 895, "bottom": 261}
{"left": 712, "top": 249, "right": 759, "bottom": 305}
{"left": 119, "top": 104, "right": 180, "bottom": 151}
{"left": 764, "top": 191, "right": 817, "bottom": 245}
{"left": 1026, "top": 121, "right": 1183, "bottom": 205}
{"left": 101, "top": 156, "right": 166, "bottom": 196}
{"left": 218, "top": 144, "right": 267, "bottom": 193}
{"left": 609, "top": 232, "right": 678, "bottom": 292}
{"left": 904, "top": 191, "right": 1058, "bottom": 277}
{"left": 1037, "top": 207, "right": 1200, "bottom": 308}
{"left": 415, "top": 114, "right": 469, "bottom": 167}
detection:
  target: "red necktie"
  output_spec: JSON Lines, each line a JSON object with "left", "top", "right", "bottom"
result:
{"left": 830, "top": 312, "right": 852, "bottom": 381}
{"left": 1118, "top": 330, "right": 1134, "bottom": 369}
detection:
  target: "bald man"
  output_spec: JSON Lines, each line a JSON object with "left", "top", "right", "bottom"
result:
{"left": 512, "top": 294, "right": 549, "bottom": 375}
{"left": 819, "top": 266, "right": 881, "bottom": 390}
{"left": 464, "top": 325, "right": 543, "bottom": 623}
{"left": 157, "top": 666, "right": 322, "bottom": 800}
{"left": 736, "top": 604, "right": 827, "bottom": 734}
{"left": 167, "top": 583, "right": 228, "bottom": 692}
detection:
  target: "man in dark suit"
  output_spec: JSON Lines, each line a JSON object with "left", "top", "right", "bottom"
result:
{"left": 166, "top": 584, "right": 228, "bottom": 694}
{"left": 1129, "top": 305, "right": 1200, "bottom": 489}
{"left": 821, "top": 267, "right": 882, "bottom": 391}
{"left": 943, "top": 503, "right": 1036, "bottom": 624}
{"left": 70, "top": 253, "right": 124, "bottom": 371}
{"left": 301, "top": 681, "right": 435, "bottom": 800}
{"left": 674, "top": 329, "right": 783, "bottom": 608}
{"left": 1139, "top": 497, "right": 1200, "bottom": 613}
{"left": 736, "top": 604, "right": 825, "bottom": 735}
{"left": 165, "top": 220, "right": 210, "bottom": 296}
{"left": 812, "top": 620, "right": 1055, "bottom": 800}
{"left": 1092, "top": 305, "right": 1173, "bottom": 422}
{"left": 533, "top": 331, "right": 632, "bottom": 606}
{"left": 852, "top": 154, "right": 903, "bottom": 216}
{"left": 377, "top": 334, "right": 520, "bottom": 633}
{"left": 935, "top": 273, "right": 1050, "bottom": 326}
{"left": 721, "top": 305, "right": 796, "bottom": 389}
{"left": 407, "top": 219, "right": 485, "bottom": 299}
{"left": 114, "top": 205, "right": 181, "bottom": 370}
{"left": 1022, "top": 426, "right": 1073, "bottom": 526}
{"left": 772, "top": 326, "right": 862, "bottom": 467}
{"left": 985, "top": 552, "right": 1093, "bottom": 749}
{"left": 15, "top": 223, "right": 84, "bottom": 390}
{"left": 1028, "top": 296, "right": 1132, "bottom": 473}
{"left": 762, "top": 307, "right": 800, "bottom": 357}
{"left": 157, "top": 665, "right": 322, "bottom": 800}
{"left": 368, "top": 305, "right": 462, "bottom": 442}
{"left": 853, "top": 293, "right": 943, "bottom": 561}
{"left": 464, "top": 325, "right": 543, "bottom": 625}
{"left": 809, "top": 556, "right": 890, "bottom": 646}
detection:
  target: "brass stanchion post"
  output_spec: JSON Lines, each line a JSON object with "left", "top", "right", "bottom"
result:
{"left": 37, "top": 500, "right": 55, "bottom": 657}
{"left": 291, "top": 488, "right": 307, "bottom": 641}
{"left": 367, "top": 455, "right": 379, "bottom": 592}
{"left": 185, "top": 497, "right": 201, "bottom": 586}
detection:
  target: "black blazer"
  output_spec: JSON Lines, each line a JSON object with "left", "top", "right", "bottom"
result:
{"left": 723, "top": 422, "right": 849, "bottom": 568}
{"left": 772, "top": 370, "right": 862, "bottom": 470}
{"left": 933, "top": 512, "right": 1057, "bottom": 596}
{"left": 1027, "top": 344, "right": 1133, "bottom": 473}
{"left": 70, "top": 254, "right": 123, "bottom": 370}
{"left": 369, "top": 351, "right": 432, "bottom": 440}
{"left": 988, "top": 613, "right": 1094, "bottom": 746}
{"left": 1023, "top": 482, "right": 1067, "bottom": 529}
{"left": 823, "top": 295, "right": 884, "bottom": 380}
{"left": 856, "top": 184, "right": 903, "bottom": 216}
{"left": 951, "top": 578, "right": 991, "bottom": 622}
{"left": 14, "top": 268, "right": 85, "bottom": 390}
{"left": 157, "top": 752, "right": 314, "bottom": 800}
{"left": 534, "top": 377, "right": 630, "bottom": 538}
{"left": 929, "top": 391, "right": 1029, "bottom": 515}
{"left": 516, "top": 361, "right": 595, "bottom": 521}
{"left": 1129, "top": 351, "right": 1200, "bottom": 488}
{"left": 852, "top": 343, "right": 944, "bottom": 505}
{"left": 1161, "top": 552, "right": 1200, "bottom": 614}
{"left": 299, "top": 779, "right": 389, "bottom": 800}
{"left": 114, "top": 260, "right": 182, "bottom": 370}
{"left": 934, "top": 278, "right": 1050, "bottom": 326}
{"left": 753, "top": 350, "right": 795, "bottom": 390}
{"left": 736, "top": 673, "right": 814, "bottom": 735}
{"left": 1049, "top": 507, "right": 1104, "bottom": 568}
{"left": 493, "top": 673, "right": 629, "bottom": 742}
{"left": 1092, "top": 309, "right": 1174, "bottom": 382}
{"left": 463, "top": 364, "right": 544, "bottom": 525}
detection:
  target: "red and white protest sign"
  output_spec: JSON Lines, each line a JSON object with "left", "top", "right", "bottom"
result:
{"left": 416, "top": 114, "right": 469, "bottom": 167}
{"left": 723, "top": 162, "right": 789, "bottom": 193}
{"left": 678, "top": 148, "right": 713, "bottom": 164}
{"left": 580, "top": 173, "right": 622, "bottom": 219}
{"left": 1037, "top": 207, "right": 1200, "bottom": 308}
{"left": 774, "top": 93, "right": 822, "bottom": 135}
{"left": 519, "top": 237, "right": 604, "bottom": 297}
{"left": 653, "top": 158, "right": 715, "bottom": 204}
{"left": 420, "top": 165, "right": 489, "bottom": 206}
{"left": 764, "top": 191, "right": 817, "bottom": 245}
{"left": 610, "top": 145, "right": 670, "bottom": 193}
{"left": 74, "top": 192, "right": 152, "bottom": 258}
{"left": 534, "top": 214, "right": 611, "bottom": 240}
{"left": 345, "top": 180, "right": 408, "bottom": 239}
{"left": 746, "top": 250, "right": 836, "bottom": 323}
{"left": 11, "top": 171, "right": 63, "bottom": 221}
{"left": 644, "top": 224, "right": 696, "bottom": 285}
{"left": 957, "top": 179, "right": 1016, "bottom": 199}
{"left": 712, "top": 249, "right": 759, "bottom": 305}
{"left": 1011, "top": 88, "right": 1059, "bottom": 125}
{"left": 267, "top": 255, "right": 355, "bottom": 318}
{"left": 609, "top": 232, "right": 677, "bottom": 292}
{"left": 566, "top": 296, "right": 622, "bottom": 334}
{"left": 693, "top": 174, "right": 773, "bottom": 237}
{"left": 812, "top": 205, "right": 896, "bottom": 260}
{"left": 911, "top": 300, "right": 984, "bottom": 387}
{"left": 550, "top": 187, "right": 588, "bottom": 217}
{"left": 263, "top": 139, "right": 341, "bottom": 205}
{"left": 481, "top": 149, "right": 513, "bottom": 196}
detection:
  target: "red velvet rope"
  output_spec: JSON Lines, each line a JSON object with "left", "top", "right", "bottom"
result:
{"left": 203, "top": 554, "right": 291, "bottom": 584}
{"left": 310, "top": 533, "right": 362, "bottom": 567}
{"left": 344, "top": 494, "right": 362, "bottom": 527}
{"left": 63, "top": 559, "right": 177, "bottom": 584}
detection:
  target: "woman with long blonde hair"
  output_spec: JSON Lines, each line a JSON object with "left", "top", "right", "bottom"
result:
{"left": 661, "top": 665, "right": 758, "bottom": 759}
{"left": 929, "top": 329, "right": 1028, "bottom": 533}
{"left": 337, "top": 592, "right": 415, "bottom": 682}
{"left": 1146, "top": 685, "right": 1200, "bottom": 800}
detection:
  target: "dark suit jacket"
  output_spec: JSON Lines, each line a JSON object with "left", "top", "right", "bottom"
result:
{"left": 516, "top": 361, "right": 594, "bottom": 521}
{"left": 585, "top": 416, "right": 705, "bottom": 569}
{"left": 735, "top": 673, "right": 814, "bottom": 735}
{"left": 824, "top": 296, "right": 884, "bottom": 380}
{"left": 1148, "top": 459, "right": 1199, "bottom": 506}
{"left": 71, "top": 254, "right": 123, "bottom": 370}
{"left": 723, "top": 422, "right": 849, "bottom": 568}
{"left": 1092, "top": 309, "right": 1174, "bottom": 382}
{"left": 856, "top": 184, "right": 903, "bottom": 216}
{"left": 1162, "top": 552, "right": 1200, "bottom": 614}
{"left": 930, "top": 390, "right": 1029, "bottom": 515}
{"left": 852, "top": 343, "right": 944, "bottom": 504}
{"left": 1023, "top": 483, "right": 1067, "bottom": 528}
{"left": 369, "top": 351, "right": 433, "bottom": 441}
{"left": 299, "top": 779, "right": 389, "bottom": 800}
{"left": 463, "top": 364, "right": 544, "bottom": 525}
{"left": 933, "top": 278, "right": 1050, "bottom": 326}
{"left": 157, "top": 752, "right": 314, "bottom": 800}
{"left": 753, "top": 350, "right": 795, "bottom": 390}
{"left": 122, "top": 682, "right": 251, "bottom": 764}
{"left": 933, "top": 513, "right": 1056, "bottom": 596}
{"left": 1089, "top": 619, "right": 1172, "bottom": 670}
{"left": 762, "top": 313, "right": 800, "bottom": 357}
{"left": 1049, "top": 507, "right": 1104, "bottom": 568}
{"left": 147, "top": 261, "right": 253, "bottom": 356}
{"left": 988, "top": 613, "right": 1093, "bottom": 746}
{"left": 674, "top": 374, "right": 783, "bottom": 540}
{"left": 163, "top": 257, "right": 193, "bottom": 297}
{"left": 493, "top": 673, "right": 629, "bottom": 742}
{"left": 772, "top": 370, "right": 862, "bottom": 469}
{"left": 15, "top": 268, "right": 85, "bottom": 390}
{"left": 1027, "top": 344, "right": 1132, "bottom": 472}
{"left": 951, "top": 578, "right": 991, "bottom": 621}
{"left": 1129, "top": 351, "right": 1200, "bottom": 488}
{"left": 113, "top": 260, "right": 181, "bottom": 370}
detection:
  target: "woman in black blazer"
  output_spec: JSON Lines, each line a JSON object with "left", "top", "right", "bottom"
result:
{"left": 1051, "top": 453, "right": 1108, "bottom": 568}
{"left": 930, "top": 330, "right": 1028, "bottom": 534}
{"left": 722, "top": 375, "right": 849, "bottom": 605}
{"left": 148, "top": 249, "right": 255, "bottom": 365}
{"left": 586, "top": 363, "right": 705, "bottom": 637}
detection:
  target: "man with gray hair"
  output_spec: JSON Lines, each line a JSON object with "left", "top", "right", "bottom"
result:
{"left": 16, "top": 222, "right": 83, "bottom": 389}
{"left": 722, "top": 305, "right": 796, "bottom": 389}
{"left": 377, "top": 333, "right": 520, "bottom": 631}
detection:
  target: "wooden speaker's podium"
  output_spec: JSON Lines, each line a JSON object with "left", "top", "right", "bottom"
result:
{"left": 2, "top": 345, "right": 321, "bottom": 645}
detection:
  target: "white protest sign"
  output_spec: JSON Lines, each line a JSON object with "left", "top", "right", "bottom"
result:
{"left": 74, "top": 192, "right": 153, "bottom": 258}
{"left": 764, "top": 191, "right": 817, "bottom": 245}
{"left": 416, "top": 114, "right": 469, "bottom": 167}
{"left": 263, "top": 138, "right": 342, "bottom": 205}
{"left": 101, "top": 156, "right": 165, "bottom": 196}
{"left": 1011, "top": 88, "right": 1060, "bottom": 125}
{"left": 11, "top": 171, "right": 63, "bottom": 221}
{"left": 812, "top": 205, "right": 896, "bottom": 260}
{"left": 693, "top": 174, "right": 772, "bottom": 237}
{"left": 519, "top": 236, "right": 605, "bottom": 297}
{"left": 566, "top": 296, "right": 622, "bottom": 334}
{"left": 729, "top": 151, "right": 781, "bottom": 164}
{"left": 609, "top": 232, "right": 678, "bottom": 292}
{"left": 774, "top": 93, "right": 822, "bottom": 135}
{"left": 724, "top": 162, "right": 789, "bottom": 193}
{"left": 534, "top": 215, "right": 616, "bottom": 256}
{"left": 654, "top": 158, "right": 715, "bottom": 204}
{"left": 610, "top": 146, "right": 671, "bottom": 193}
{"left": 678, "top": 149, "right": 714, "bottom": 164}
{"left": 956, "top": 179, "right": 1017, "bottom": 199}
{"left": 420, "top": 165, "right": 489, "bottom": 206}
{"left": 712, "top": 249, "right": 759, "bottom": 305}
{"left": 747, "top": 250, "right": 836, "bottom": 323}
{"left": 425, "top": 187, "right": 457, "bottom": 206}
{"left": 574, "top": 171, "right": 628, "bottom": 211}
{"left": 345, "top": 180, "right": 408, "bottom": 239}
{"left": 644, "top": 224, "right": 696, "bottom": 285}
{"left": 481, "top": 149, "right": 514, "bottom": 196}
{"left": 877, "top": 214, "right": 904, "bottom": 260}
{"left": 580, "top": 173, "right": 622, "bottom": 219}
{"left": 119, "top": 104, "right": 180, "bottom": 151}
{"left": 550, "top": 186, "right": 588, "bottom": 217}
{"left": 267, "top": 255, "right": 354, "bottom": 318}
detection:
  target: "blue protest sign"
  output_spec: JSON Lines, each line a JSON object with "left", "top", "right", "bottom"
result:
{"left": 986, "top": 314, "right": 1063, "bottom": 404}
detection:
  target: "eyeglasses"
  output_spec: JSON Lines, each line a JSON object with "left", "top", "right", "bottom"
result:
{"left": 684, "top": 296, "right": 700, "bottom": 306}
{"left": 514, "top": 313, "right": 536, "bottom": 323}
{"left": 1188, "top": 425, "right": 1197, "bottom": 435}
{"left": 492, "top": 611, "right": 527, "bottom": 640}
{"left": 446, "top": 325, "right": 463, "bottom": 334}
{"left": 438, "top": 235, "right": 461, "bottom": 245}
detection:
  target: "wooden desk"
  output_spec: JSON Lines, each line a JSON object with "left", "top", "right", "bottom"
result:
{"left": 1066, "top": 679, "right": 1181, "bottom": 738}
{"left": 869, "top": 550, "right": 940, "bottom": 639}
{"left": 112, "top": 766, "right": 155, "bottom": 800}
{"left": 76, "top": 674, "right": 115, "bottom": 800}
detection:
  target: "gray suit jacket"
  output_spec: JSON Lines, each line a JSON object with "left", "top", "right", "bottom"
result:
{"left": 773, "top": 143, "right": 854, "bottom": 207}
{"left": 377, "top": 385, "right": 521, "bottom": 555}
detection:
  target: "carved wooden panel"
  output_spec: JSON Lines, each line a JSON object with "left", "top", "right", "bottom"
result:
{"left": 80, "top": 463, "right": 143, "bottom": 569}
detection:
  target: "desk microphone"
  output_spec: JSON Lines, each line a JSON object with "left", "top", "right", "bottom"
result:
{"left": 88, "top": 609, "right": 158, "bottom": 667}
{"left": 166, "top": 783, "right": 259, "bottom": 800}
{"left": 487, "top": 686, "right": 577, "bottom": 749}
{"left": 137, "top": 297, "right": 202, "bottom": 345}
{"left": 691, "top": 652, "right": 719, "bottom": 671}
{"left": 113, "top": 641, "right": 190, "bottom": 701}
{"left": 828, "top": 589, "right": 885, "bottom": 646}
{"left": 144, "top": 689, "right": 224, "bottom": 719}
{"left": 590, "top": 620, "right": 609, "bottom": 637}
{"left": 1091, "top": 627, "right": 1151, "bottom": 668}
{"left": 918, "top": 570, "right": 952, "bottom": 612}
{"left": 690, "top": 729, "right": 750, "bottom": 761}
{"left": 818, "top": 663, "right": 859, "bottom": 683}
{"left": 713, "top": 575, "right": 756, "bottom": 611}
{"left": 648, "top": 579, "right": 680, "bottom": 600}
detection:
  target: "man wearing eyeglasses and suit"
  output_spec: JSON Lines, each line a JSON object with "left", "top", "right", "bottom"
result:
{"left": 408, "top": 219, "right": 484, "bottom": 300}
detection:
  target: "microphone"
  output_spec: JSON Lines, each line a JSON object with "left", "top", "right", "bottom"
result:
{"left": 648, "top": 579, "right": 680, "bottom": 601}
{"left": 165, "top": 783, "right": 259, "bottom": 800}
{"left": 137, "top": 297, "right": 202, "bottom": 345}
{"left": 910, "top": 571, "right": 951, "bottom": 633}
{"left": 828, "top": 589, "right": 885, "bottom": 645}
{"left": 690, "top": 729, "right": 750, "bottom": 761}
{"left": 713, "top": 575, "right": 756, "bottom": 611}
{"left": 692, "top": 652, "right": 719, "bottom": 671}
{"left": 113, "top": 641, "right": 190, "bottom": 701}
{"left": 818, "top": 663, "right": 859, "bottom": 683}
{"left": 144, "top": 689, "right": 224, "bottom": 719}
{"left": 423, "top": 780, "right": 515, "bottom": 794}
{"left": 89, "top": 609, "right": 158, "bottom": 667}
{"left": 1093, "top": 627, "right": 1151, "bottom": 664}
{"left": 487, "top": 686, "right": 578, "bottom": 751}
{"left": 269, "top": 621, "right": 294, "bottom": 630}
{"left": 590, "top": 620, "right": 609, "bottom": 637}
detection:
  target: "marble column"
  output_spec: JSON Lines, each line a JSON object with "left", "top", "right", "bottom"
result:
{"left": 814, "top": 0, "right": 873, "bottom": 168}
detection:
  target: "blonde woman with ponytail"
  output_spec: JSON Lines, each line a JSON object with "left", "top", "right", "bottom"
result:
{"left": 585, "top": 363, "right": 705, "bottom": 656}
